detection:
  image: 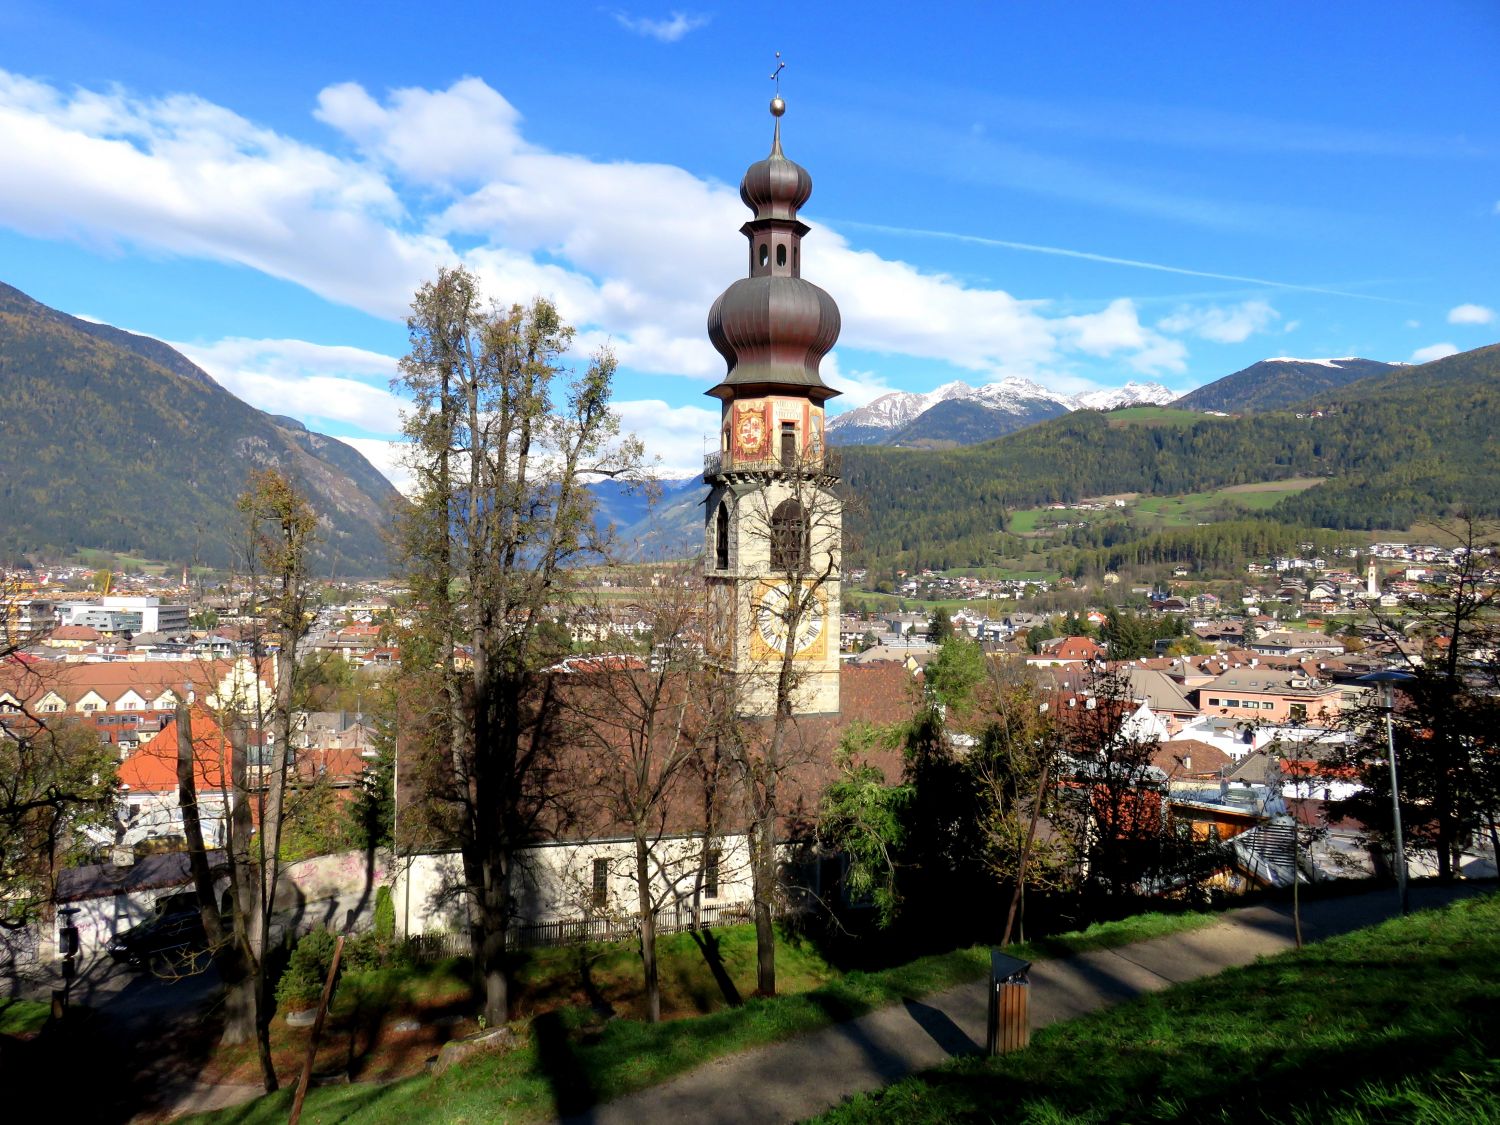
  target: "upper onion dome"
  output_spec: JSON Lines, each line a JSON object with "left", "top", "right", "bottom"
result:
{"left": 739, "top": 108, "right": 813, "bottom": 221}
{"left": 705, "top": 96, "right": 841, "bottom": 403}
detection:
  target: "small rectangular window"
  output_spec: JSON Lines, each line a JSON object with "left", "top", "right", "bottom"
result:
{"left": 780, "top": 421, "right": 797, "bottom": 468}
{"left": 591, "top": 858, "right": 608, "bottom": 910}
{"left": 704, "top": 850, "right": 720, "bottom": 900}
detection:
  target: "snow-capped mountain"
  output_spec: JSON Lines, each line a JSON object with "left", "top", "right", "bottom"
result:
{"left": 1068, "top": 381, "right": 1179, "bottom": 412}
{"left": 827, "top": 378, "right": 1175, "bottom": 447}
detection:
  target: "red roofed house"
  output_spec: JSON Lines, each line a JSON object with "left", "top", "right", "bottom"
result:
{"left": 117, "top": 705, "right": 234, "bottom": 848}
{"left": 1026, "top": 635, "right": 1107, "bottom": 667}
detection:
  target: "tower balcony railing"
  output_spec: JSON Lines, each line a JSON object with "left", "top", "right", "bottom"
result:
{"left": 704, "top": 447, "right": 841, "bottom": 481}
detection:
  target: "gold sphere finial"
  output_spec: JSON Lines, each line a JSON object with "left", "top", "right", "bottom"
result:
{"left": 770, "top": 96, "right": 786, "bottom": 117}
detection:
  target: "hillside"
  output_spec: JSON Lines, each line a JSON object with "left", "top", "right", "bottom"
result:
{"left": 0, "top": 282, "right": 399, "bottom": 573}
{"left": 591, "top": 476, "right": 702, "bottom": 562}
{"left": 887, "top": 397, "right": 1068, "bottom": 448}
{"left": 1173, "top": 356, "right": 1399, "bottom": 413}
{"left": 816, "top": 893, "right": 1500, "bottom": 1125}
{"left": 841, "top": 344, "right": 1500, "bottom": 570}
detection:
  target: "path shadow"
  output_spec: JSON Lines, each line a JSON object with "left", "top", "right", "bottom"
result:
{"left": 533, "top": 1010, "right": 596, "bottom": 1121}
{"left": 806, "top": 992, "right": 910, "bottom": 1081}
{"left": 901, "top": 998, "right": 979, "bottom": 1057}
{"left": 687, "top": 928, "right": 742, "bottom": 1008}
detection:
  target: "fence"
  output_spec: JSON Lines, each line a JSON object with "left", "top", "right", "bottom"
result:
{"left": 404, "top": 900, "right": 762, "bottom": 961}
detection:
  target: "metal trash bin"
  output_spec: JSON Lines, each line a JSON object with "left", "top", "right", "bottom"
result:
{"left": 986, "top": 950, "right": 1031, "bottom": 1055}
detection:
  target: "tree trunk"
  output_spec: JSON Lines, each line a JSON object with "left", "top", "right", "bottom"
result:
{"left": 1001, "top": 755, "right": 1051, "bottom": 948}
{"left": 252, "top": 649, "right": 294, "bottom": 1094}
{"left": 176, "top": 703, "right": 226, "bottom": 951}
{"left": 477, "top": 846, "right": 510, "bottom": 1028}
{"left": 749, "top": 816, "right": 777, "bottom": 997}
{"left": 175, "top": 702, "right": 254, "bottom": 1046}
{"left": 636, "top": 835, "right": 660, "bottom": 1022}
{"left": 221, "top": 718, "right": 258, "bottom": 1045}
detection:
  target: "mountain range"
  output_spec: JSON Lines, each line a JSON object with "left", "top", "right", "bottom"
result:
{"left": 840, "top": 342, "right": 1500, "bottom": 571}
{"left": 825, "top": 354, "right": 1412, "bottom": 450}
{"left": 0, "top": 281, "right": 399, "bottom": 573}
{"left": 827, "top": 378, "right": 1175, "bottom": 447}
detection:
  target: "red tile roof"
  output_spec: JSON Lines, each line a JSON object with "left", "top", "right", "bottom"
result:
{"left": 119, "top": 706, "right": 233, "bottom": 794}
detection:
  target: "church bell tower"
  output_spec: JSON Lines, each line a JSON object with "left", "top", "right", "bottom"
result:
{"left": 703, "top": 87, "right": 842, "bottom": 717}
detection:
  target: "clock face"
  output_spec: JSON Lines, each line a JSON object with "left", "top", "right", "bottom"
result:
{"left": 754, "top": 581, "right": 825, "bottom": 657}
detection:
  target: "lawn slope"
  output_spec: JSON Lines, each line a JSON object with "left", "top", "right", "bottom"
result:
{"left": 816, "top": 893, "right": 1500, "bottom": 1124}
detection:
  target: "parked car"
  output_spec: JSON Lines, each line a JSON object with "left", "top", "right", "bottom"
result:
{"left": 109, "top": 892, "right": 213, "bottom": 967}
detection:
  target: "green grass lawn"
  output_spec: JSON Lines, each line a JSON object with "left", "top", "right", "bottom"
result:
{"left": 0, "top": 998, "right": 50, "bottom": 1036}
{"left": 184, "top": 910, "right": 1228, "bottom": 1124}
{"left": 1133, "top": 479, "right": 1324, "bottom": 527}
{"left": 815, "top": 893, "right": 1500, "bottom": 1124}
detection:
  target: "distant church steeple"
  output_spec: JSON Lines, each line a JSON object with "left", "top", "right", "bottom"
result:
{"left": 702, "top": 73, "right": 843, "bottom": 717}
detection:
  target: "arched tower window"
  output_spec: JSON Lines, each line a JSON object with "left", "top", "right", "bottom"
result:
{"left": 770, "top": 499, "right": 809, "bottom": 572}
{"left": 715, "top": 501, "right": 730, "bottom": 570}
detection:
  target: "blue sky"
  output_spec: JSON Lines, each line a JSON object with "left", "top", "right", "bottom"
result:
{"left": 1, "top": 1, "right": 1496, "bottom": 482}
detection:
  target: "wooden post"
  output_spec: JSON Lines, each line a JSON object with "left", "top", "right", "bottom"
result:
{"left": 288, "top": 934, "right": 344, "bottom": 1125}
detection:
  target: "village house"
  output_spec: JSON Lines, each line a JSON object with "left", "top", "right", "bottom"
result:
{"left": 1026, "top": 635, "right": 1106, "bottom": 667}
{"left": 1250, "top": 630, "right": 1346, "bottom": 657}
{"left": 0, "top": 657, "right": 274, "bottom": 754}
{"left": 1195, "top": 667, "right": 1342, "bottom": 726}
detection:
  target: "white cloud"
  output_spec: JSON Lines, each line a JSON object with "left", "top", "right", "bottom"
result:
{"left": 1410, "top": 342, "right": 1459, "bottom": 363}
{"left": 1404, "top": 319, "right": 1421, "bottom": 329}
{"left": 172, "top": 337, "right": 405, "bottom": 435}
{"left": 1447, "top": 303, "right": 1495, "bottom": 326}
{"left": 1059, "top": 297, "right": 1187, "bottom": 373}
{"left": 611, "top": 11, "right": 710, "bottom": 42}
{"left": 613, "top": 399, "right": 719, "bottom": 477}
{"left": 339, "top": 437, "right": 414, "bottom": 493}
{"left": 0, "top": 70, "right": 1206, "bottom": 456}
{"left": 821, "top": 353, "right": 902, "bottom": 411}
{"left": 1157, "top": 299, "right": 1280, "bottom": 344}
{"left": 1282, "top": 320, "right": 1300, "bottom": 334}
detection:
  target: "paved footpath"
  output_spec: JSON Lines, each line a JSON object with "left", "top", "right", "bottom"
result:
{"left": 559, "top": 883, "right": 1489, "bottom": 1125}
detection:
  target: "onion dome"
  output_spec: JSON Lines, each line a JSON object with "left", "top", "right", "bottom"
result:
{"left": 706, "top": 97, "right": 841, "bottom": 403}
{"left": 739, "top": 103, "right": 813, "bottom": 221}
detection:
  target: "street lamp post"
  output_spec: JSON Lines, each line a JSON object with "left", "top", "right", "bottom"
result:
{"left": 1359, "top": 671, "right": 1416, "bottom": 915}
{"left": 57, "top": 905, "right": 81, "bottom": 1014}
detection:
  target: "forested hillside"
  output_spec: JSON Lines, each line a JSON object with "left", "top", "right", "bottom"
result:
{"left": 1172, "top": 356, "right": 1398, "bottom": 413}
{"left": 841, "top": 344, "right": 1500, "bottom": 570}
{"left": 0, "top": 282, "right": 399, "bottom": 572}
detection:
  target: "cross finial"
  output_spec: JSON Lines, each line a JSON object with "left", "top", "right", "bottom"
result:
{"left": 770, "top": 52, "right": 785, "bottom": 93}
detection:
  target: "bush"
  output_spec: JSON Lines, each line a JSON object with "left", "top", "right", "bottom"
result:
{"left": 374, "top": 884, "right": 395, "bottom": 943}
{"left": 276, "top": 928, "right": 339, "bottom": 1012}
{"left": 340, "top": 931, "right": 385, "bottom": 975}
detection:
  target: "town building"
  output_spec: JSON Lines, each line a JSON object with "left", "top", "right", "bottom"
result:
{"left": 57, "top": 595, "right": 191, "bottom": 636}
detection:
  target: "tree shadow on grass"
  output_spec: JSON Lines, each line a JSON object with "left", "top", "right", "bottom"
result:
{"left": 687, "top": 927, "right": 742, "bottom": 1009}
{"left": 573, "top": 945, "right": 616, "bottom": 1021}
{"left": 533, "top": 1010, "right": 597, "bottom": 1120}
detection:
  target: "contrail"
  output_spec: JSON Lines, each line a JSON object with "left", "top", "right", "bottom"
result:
{"left": 834, "top": 220, "right": 1399, "bottom": 303}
